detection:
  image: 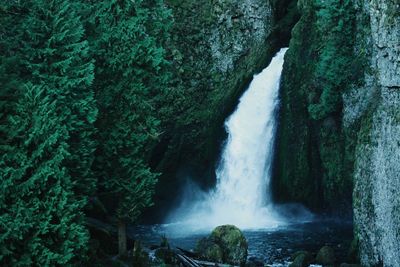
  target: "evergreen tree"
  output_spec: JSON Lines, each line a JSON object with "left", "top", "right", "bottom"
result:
{"left": 0, "top": 0, "right": 96, "bottom": 264}
{"left": 0, "top": 84, "right": 89, "bottom": 266}
{"left": 0, "top": 1, "right": 25, "bottom": 154}
{"left": 91, "top": 0, "right": 171, "bottom": 255}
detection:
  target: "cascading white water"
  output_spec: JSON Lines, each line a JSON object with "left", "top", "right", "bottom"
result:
{"left": 168, "top": 48, "right": 288, "bottom": 231}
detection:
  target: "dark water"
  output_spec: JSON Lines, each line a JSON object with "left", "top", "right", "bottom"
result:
{"left": 130, "top": 219, "right": 353, "bottom": 266}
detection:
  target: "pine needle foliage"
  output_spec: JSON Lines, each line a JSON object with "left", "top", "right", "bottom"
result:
{"left": 91, "top": 0, "right": 172, "bottom": 223}
{"left": 0, "top": 0, "right": 173, "bottom": 262}
{"left": 0, "top": 0, "right": 96, "bottom": 264}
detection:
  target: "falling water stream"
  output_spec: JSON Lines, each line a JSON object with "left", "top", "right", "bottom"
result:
{"left": 167, "top": 48, "right": 289, "bottom": 231}
{"left": 208, "top": 48, "right": 287, "bottom": 227}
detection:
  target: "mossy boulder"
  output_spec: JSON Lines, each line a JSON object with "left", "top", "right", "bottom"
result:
{"left": 316, "top": 246, "right": 336, "bottom": 266}
{"left": 196, "top": 237, "right": 224, "bottom": 263}
{"left": 289, "top": 250, "right": 313, "bottom": 267}
{"left": 196, "top": 225, "right": 248, "bottom": 266}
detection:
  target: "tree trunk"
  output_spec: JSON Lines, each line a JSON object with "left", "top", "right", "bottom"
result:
{"left": 118, "top": 219, "right": 127, "bottom": 257}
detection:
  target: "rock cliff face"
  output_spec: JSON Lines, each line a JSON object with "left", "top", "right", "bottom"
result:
{"left": 274, "top": 0, "right": 399, "bottom": 264}
{"left": 350, "top": 0, "right": 400, "bottom": 265}
{"left": 148, "top": 0, "right": 298, "bottom": 219}
{"left": 273, "top": 0, "right": 358, "bottom": 213}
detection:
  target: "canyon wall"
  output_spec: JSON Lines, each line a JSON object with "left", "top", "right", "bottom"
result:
{"left": 274, "top": 0, "right": 399, "bottom": 264}
{"left": 350, "top": 0, "right": 400, "bottom": 265}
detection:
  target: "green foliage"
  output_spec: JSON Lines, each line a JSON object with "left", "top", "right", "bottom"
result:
{"left": 0, "top": 1, "right": 25, "bottom": 152}
{"left": 0, "top": 0, "right": 96, "bottom": 264}
{"left": 0, "top": 84, "right": 89, "bottom": 266}
{"left": 308, "top": 0, "right": 355, "bottom": 120}
{"left": 1, "top": 0, "right": 174, "bottom": 261}
{"left": 91, "top": 0, "right": 171, "bottom": 222}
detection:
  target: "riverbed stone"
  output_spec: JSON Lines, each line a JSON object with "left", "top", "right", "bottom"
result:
{"left": 196, "top": 224, "right": 248, "bottom": 266}
{"left": 316, "top": 246, "right": 336, "bottom": 265}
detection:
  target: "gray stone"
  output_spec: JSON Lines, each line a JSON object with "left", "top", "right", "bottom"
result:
{"left": 350, "top": 1, "right": 400, "bottom": 266}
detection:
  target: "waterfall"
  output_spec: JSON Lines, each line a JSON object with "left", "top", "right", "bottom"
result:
{"left": 168, "top": 48, "right": 288, "bottom": 231}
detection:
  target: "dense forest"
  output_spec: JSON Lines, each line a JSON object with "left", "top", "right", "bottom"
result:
{"left": 1, "top": 0, "right": 399, "bottom": 266}
{"left": 0, "top": 0, "right": 174, "bottom": 265}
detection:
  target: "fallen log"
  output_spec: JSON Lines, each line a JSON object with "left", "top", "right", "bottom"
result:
{"left": 175, "top": 252, "right": 239, "bottom": 267}
{"left": 177, "top": 246, "right": 199, "bottom": 258}
{"left": 176, "top": 253, "right": 201, "bottom": 267}
{"left": 193, "top": 259, "right": 238, "bottom": 267}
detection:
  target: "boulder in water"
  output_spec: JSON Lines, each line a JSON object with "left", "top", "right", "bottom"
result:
{"left": 197, "top": 239, "right": 224, "bottom": 263}
{"left": 196, "top": 225, "right": 248, "bottom": 266}
{"left": 316, "top": 245, "right": 336, "bottom": 265}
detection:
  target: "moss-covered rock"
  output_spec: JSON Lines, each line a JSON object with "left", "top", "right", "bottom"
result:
{"left": 196, "top": 237, "right": 224, "bottom": 263}
{"left": 196, "top": 225, "right": 248, "bottom": 266}
{"left": 272, "top": 0, "right": 363, "bottom": 214}
{"left": 289, "top": 251, "right": 313, "bottom": 267}
{"left": 316, "top": 246, "right": 336, "bottom": 266}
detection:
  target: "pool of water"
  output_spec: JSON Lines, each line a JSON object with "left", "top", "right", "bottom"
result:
{"left": 130, "top": 219, "right": 353, "bottom": 266}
